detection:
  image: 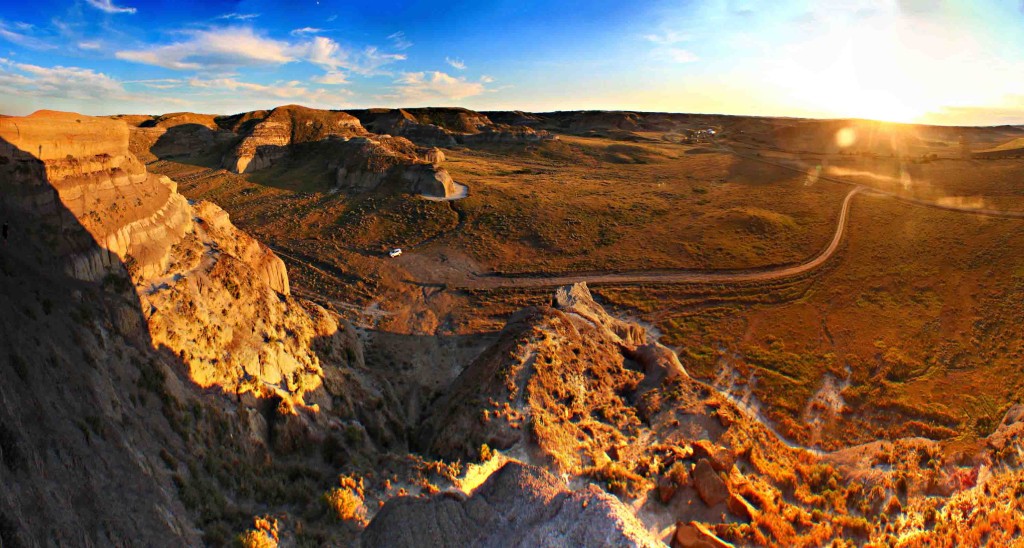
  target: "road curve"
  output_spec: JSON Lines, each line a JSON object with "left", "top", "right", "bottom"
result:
{"left": 453, "top": 186, "right": 863, "bottom": 289}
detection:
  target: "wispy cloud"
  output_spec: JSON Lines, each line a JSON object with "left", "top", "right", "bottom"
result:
{"left": 387, "top": 31, "right": 412, "bottom": 50}
{"left": 77, "top": 41, "right": 101, "bottom": 50}
{"left": 290, "top": 27, "right": 323, "bottom": 36}
{"left": 0, "top": 21, "right": 57, "bottom": 50}
{"left": 116, "top": 27, "right": 292, "bottom": 70}
{"left": 645, "top": 30, "right": 698, "bottom": 63}
{"left": 126, "top": 77, "right": 185, "bottom": 90}
{"left": 215, "top": 13, "right": 260, "bottom": 21}
{"left": 312, "top": 71, "right": 348, "bottom": 85}
{"left": 346, "top": 46, "right": 406, "bottom": 75}
{"left": 0, "top": 58, "right": 139, "bottom": 101}
{"left": 115, "top": 27, "right": 406, "bottom": 75}
{"left": 445, "top": 56, "right": 466, "bottom": 70}
{"left": 84, "top": 0, "right": 137, "bottom": 15}
{"left": 391, "top": 71, "right": 491, "bottom": 102}
{"left": 187, "top": 76, "right": 352, "bottom": 104}
{"left": 644, "top": 30, "right": 690, "bottom": 45}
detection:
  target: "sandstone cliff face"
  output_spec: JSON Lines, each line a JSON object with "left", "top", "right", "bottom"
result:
{"left": 0, "top": 110, "right": 404, "bottom": 544}
{"left": 224, "top": 105, "right": 365, "bottom": 173}
{"left": 0, "top": 112, "right": 202, "bottom": 545}
{"left": 0, "top": 111, "right": 356, "bottom": 409}
{"left": 332, "top": 135, "right": 457, "bottom": 198}
{"left": 0, "top": 111, "right": 194, "bottom": 282}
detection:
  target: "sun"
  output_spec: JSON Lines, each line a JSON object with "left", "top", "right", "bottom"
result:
{"left": 779, "top": 14, "right": 955, "bottom": 124}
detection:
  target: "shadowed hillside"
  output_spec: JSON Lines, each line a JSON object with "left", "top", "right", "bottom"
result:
{"left": 0, "top": 132, "right": 197, "bottom": 545}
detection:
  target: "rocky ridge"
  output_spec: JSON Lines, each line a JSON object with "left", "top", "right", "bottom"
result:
{"left": 350, "top": 107, "right": 555, "bottom": 147}
{"left": 1, "top": 109, "right": 382, "bottom": 409}
{"left": 331, "top": 135, "right": 457, "bottom": 197}
{"left": 223, "top": 105, "right": 364, "bottom": 174}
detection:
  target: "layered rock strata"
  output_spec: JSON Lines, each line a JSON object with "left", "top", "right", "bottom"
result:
{"left": 223, "top": 105, "right": 364, "bottom": 173}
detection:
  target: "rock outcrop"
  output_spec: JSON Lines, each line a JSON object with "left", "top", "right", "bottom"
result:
{"left": 354, "top": 108, "right": 458, "bottom": 147}
{"left": 362, "top": 461, "right": 661, "bottom": 547}
{"left": 0, "top": 110, "right": 360, "bottom": 407}
{"left": 332, "top": 135, "right": 457, "bottom": 198}
{"left": 350, "top": 107, "right": 554, "bottom": 147}
{"left": 118, "top": 112, "right": 235, "bottom": 162}
{"left": 0, "top": 111, "right": 201, "bottom": 545}
{"left": 224, "top": 104, "right": 365, "bottom": 173}
{"left": 0, "top": 111, "right": 193, "bottom": 282}
{"left": 416, "top": 283, "right": 685, "bottom": 470}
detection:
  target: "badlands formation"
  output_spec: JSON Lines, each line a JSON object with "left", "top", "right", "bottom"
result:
{"left": 3, "top": 107, "right": 1024, "bottom": 547}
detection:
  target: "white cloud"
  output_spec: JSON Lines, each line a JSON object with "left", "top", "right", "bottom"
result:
{"left": 312, "top": 71, "right": 348, "bottom": 85}
{"left": 215, "top": 13, "right": 260, "bottom": 21}
{"left": 116, "top": 27, "right": 296, "bottom": 70}
{"left": 445, "top": 56, "right": 466, "bottom": 70}
{"left": 187, "top": 76, "right": 352, "bottom": 104}
{"left": 391, "top": 71, "right": 491, "bottom": 102}
{"left": 387, "top": 31, "right": 412, "bottom": 50}
{"left": 85, "top": 0, "right": 137, "bottom": 15}
{"left": 480, "top": 75, "right": 495, "bottom": 83}
{"left": 127, "top": 78, "right": 185, "bottom": 89}
{"left": 115, "top": 27, "right": 406, "bottom": 75}
{"left": 348, "top": 46, "right": 406, "bottom": 75}
{"left": 77, "top": 41, "right": 101, "bottom": 50}
{"left": 291, "top": 27, "right": 323, "bottom": 36}
{"left": 0, "top": 58, "right": 136, "bottom": 101}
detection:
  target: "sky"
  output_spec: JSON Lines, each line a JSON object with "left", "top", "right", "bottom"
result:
{"left": 1, "top": 0, "right": 1023, "bottom": 125}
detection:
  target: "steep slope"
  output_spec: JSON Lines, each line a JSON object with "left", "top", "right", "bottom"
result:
{"left": 1, "top": 110, "right": 194, "bottom": 282}
{"left": 0, "top": 111, "right": 406, "bottom": 545}
{"left": 0, "top": 111, "right": 335, "bottom": 405}
{"left": 0, "top": 112, "right": 199, "bottom": 545}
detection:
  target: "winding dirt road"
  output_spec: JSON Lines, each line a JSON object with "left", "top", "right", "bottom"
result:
{"left": 446, "top": 186, "right": 863, "bottom": 289}
{"left": 431, "top": 144, "right": 1024, "bottom": 290}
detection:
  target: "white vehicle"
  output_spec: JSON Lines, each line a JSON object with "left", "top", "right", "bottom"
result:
{"left": 388, "top": 248, "right": 403, "bottom": 258}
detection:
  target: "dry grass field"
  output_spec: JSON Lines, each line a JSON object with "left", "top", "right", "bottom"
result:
{"left": 442, "top": 136, "right": 847, "bottom": 274}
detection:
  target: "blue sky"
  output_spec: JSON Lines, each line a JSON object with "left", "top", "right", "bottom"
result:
{"left": 1, "top": 0, "right": 1023, "bottom": 124}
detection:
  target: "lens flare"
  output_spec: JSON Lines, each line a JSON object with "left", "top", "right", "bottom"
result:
{"left": 835, "top": 128, "right": 856, "bottom": 148}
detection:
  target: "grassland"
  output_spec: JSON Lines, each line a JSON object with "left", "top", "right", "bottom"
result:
{"left": 442, "top": 136, "right": 847, "bottom": 274}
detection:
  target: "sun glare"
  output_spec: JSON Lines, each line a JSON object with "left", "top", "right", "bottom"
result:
{"left": 777, "top": 11, "right": 974, "bottom": 124}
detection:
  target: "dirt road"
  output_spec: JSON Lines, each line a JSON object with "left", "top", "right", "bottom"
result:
{"left": 444, "top": 186, "right": 863, "bottom": 289}
{"left": 432, "top": 144, "right": 1024, "bottom": 290}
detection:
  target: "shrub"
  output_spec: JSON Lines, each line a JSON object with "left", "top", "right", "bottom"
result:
{"left": 235, "top": 516, "right": 279, "bottom": 548}
{"left": 325, "top": 487, "right": 365, "bottom": 523}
